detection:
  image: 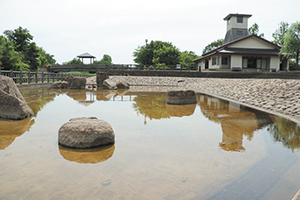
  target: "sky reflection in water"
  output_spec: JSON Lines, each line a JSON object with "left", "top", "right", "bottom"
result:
{"left": 0, "top": 88, "right": 300, "bottom": 200}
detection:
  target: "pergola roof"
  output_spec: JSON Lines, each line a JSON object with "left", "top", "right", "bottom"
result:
{"left": 77, "top": 52, "right": 96, "bottom": 58}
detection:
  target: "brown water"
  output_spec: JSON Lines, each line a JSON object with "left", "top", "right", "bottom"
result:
{"left": 1, "top": 88, "right": 300, "bottom": 200}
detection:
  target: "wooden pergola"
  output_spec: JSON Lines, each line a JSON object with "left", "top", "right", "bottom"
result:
{"left": 77, "top": 52, "right": 96, "bottom": 64}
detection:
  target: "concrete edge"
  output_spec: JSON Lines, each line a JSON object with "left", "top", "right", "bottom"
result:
{"left": 291, "top": 188, "right": 300, "bottom": 200}
{"left": 17, "top": 83, "right": 52, "bottom": 89}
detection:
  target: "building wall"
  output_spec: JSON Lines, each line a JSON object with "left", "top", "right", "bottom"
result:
{"left": 229, "top": 37, "right": 275, "bottom": 49}
{"left": 226, "top": 16, "right": 248, "bottom": 31}
{"left": 197, "top": 61, "right": 205, "bottom": 70}
{"left": 220, "top": 56, "right": 230, "bottom": 69}
{"left": 230, "top": 55, "right": 242, "bottom": 69}
{"left": 209, "top": 56, "right": 220, "bottom": 70}
{"left": 270, "top": 56, "right": 280, "bottom": 71}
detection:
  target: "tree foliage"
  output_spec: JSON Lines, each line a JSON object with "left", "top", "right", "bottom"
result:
{"left": 62, "top": 58, "right": 83, "bottom": 65}
{"left": 248, "top": 23, "right": 265, "bottom": 38}
{"left": 1, "top": 26, "right": 56, "bottom": 71}
{"left": 0, "top": 36, "right": 29, "bottom": 70}
{"left": 281, "top": 21, "right": 300, "bottom": 70}
{"left": 94, "top": 54, "right": 113, "bottom": 65}
{"left": 133, "top": 40, "right": 198, "bottom": 68}
{"left": 179, "top": 51, "right": 199, "bottom": 68}
{"left": 202, "top": 39, "right": 224, "bottom": 55}
{"left": 272, "top": 21, "right": 289, "bottom": 46}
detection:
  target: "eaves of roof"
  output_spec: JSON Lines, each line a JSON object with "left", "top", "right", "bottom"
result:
{"left": 219, "top": 48, "right": 280, "bottom": 56}
{"left": 77, "top": 52, "right": 96, "bottom": 58}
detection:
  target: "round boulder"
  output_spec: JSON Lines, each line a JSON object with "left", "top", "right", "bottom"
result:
{"left": 165, "top": 90, "right": 197, "bottom": 105}
{"left": 58, "top": 117, "right": 115, "bottom": 149}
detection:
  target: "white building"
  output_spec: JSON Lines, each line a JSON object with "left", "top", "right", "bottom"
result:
{"left": 194, "top": 13, "right": 289, "bottom": 71}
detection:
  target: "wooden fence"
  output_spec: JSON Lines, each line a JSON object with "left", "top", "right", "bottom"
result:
{"left": 47, "top": 64, "right": 198, "bottom": 73}
{"left": 0, "top": 69, "right": 93, "bottom": 85}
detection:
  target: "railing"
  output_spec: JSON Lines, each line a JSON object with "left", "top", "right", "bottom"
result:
{"left": 47, "top": 64, "right": 199, "bottom": 73}
{"left": 0, "top": 69, "right": 93, "bottom": 85}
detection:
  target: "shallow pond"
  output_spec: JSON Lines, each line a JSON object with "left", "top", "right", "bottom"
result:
{"left": 1, "top": 88, "right": 300, "bottom": 200}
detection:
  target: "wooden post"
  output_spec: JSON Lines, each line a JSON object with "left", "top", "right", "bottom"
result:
{"left": 47, "top": 72, "right": 50, "bottom": 83}
{"left": 35, "top": 71, "right": 38, "bottom": 83}
{"left": 10, "top": 69, "right": 13, "bottom": 78}
{"left": 20, "top": 71, "right": 23, "bottom": 85}
{"left": 41, "top": 71, "right": 44, "bottom": 83}
{"left": 52, "top": 73, "right": 55, "bottom": 82}
{"left": 28, "top": 71, "right": 31, "bottom": 84}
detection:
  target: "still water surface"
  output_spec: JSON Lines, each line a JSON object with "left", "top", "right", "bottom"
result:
{"left": 1, "top": 88, "right": 300, "bottom": 199}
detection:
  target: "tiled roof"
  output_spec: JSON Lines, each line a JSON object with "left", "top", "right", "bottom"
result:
{"left": 77, "top": 52, "right": 96, "bottom": 58}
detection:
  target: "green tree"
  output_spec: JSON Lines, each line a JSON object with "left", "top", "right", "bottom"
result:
{"left": 281, "top": 21, "right": 300, "bottom": 70}
{"left": 0, "top": 35, "right": 29, "bottom": 71}
{"left": 62, "top": 58, "right": 83, "bottom": 65}
{"left": 3, "top": 27, "right": 33, "bottom": 53}
{"left": 272, "top": 21, "right": 289, "bottom": 46}
{"left": 152, "top": 45, "right": 181, "bottom": 66}
{"left": 94, "top": 54, "right": 112, "bottom": 65}
{"left": 38, "top": 47, "right": 56, "bottom": 67}
{"left": 248, "top": 23, "right": 265, "bottom": 38}
{"left": 179, "top": 51, "right": 199, "bottom": 68}
{"left": 202, "top": 39, "right": 224, "bottom": 54}
{"left": 3, "top": 26, "right": 40, "bottom": 70}
{"left": 133, "top": 40, "right": 180, "bottom": 66}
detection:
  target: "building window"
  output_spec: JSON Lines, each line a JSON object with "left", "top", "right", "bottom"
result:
{"left": 222, "top": 57, "right": 228, "bottom": 65}
{"left": 212, "top": 57, "right": 217, "bottom": 65}
{"left": 228, "top": 18, "right": 231, "bottom": 25}
{"left": 237, "top": 16, "right": 243, "bottom": 23}
{"left": 242, "top": 58, "right": 248, "bottom": 68}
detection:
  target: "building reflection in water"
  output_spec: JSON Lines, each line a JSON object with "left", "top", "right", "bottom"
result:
{"left": 59, "top": 144, "right": 115, "bottom": 164}
{"left": 0, "top": 117, "right": 33, "bottom": 150}
{"left": 198, "top": 95, "right": 273, "bottom": 152}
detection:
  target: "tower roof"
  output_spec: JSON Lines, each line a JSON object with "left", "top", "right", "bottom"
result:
{"left": 223, "top": 13, "right": 252, "bottom": 21}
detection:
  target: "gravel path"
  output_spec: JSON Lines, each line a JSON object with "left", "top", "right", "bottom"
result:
{"left": 88, "top": 76, "right": 300, "bottom": 123}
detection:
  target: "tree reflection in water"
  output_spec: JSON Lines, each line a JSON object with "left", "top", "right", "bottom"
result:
{"left": 132, "top": 93, "right": 197, "bottom": 124}
{"left": 132, "top": 93, "right": 170, "bottom": 125}
{"left": 268, "top": 117, "right": 300, "bottom": 151}
{"left": 0, "top": 117, "right": 33, "bottom": 150}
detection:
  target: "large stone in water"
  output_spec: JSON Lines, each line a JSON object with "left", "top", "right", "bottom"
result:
{"left": 0, "top": 75, "right": 34, "bottom": 120}
{"left": 58, "top": 117, "right": 115, "bottom": 149}
{"left": 165, "top": 90, "right": 197, "bottom": 105}
{"left": 103, "top": 78, "right": 118, "bottom": 90}
{"left": 96, "top": 72, "right": 109, "bottom": 87}
{"left": 64, "top": 75, "right": 87, "bottom": 89}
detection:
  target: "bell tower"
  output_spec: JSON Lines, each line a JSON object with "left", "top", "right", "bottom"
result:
{"left": 223, "top": 13, "right": 252, "bottom": 44}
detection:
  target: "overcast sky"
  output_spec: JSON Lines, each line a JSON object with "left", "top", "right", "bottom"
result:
{"left": 1, "top": 0, "right": 299, "bottom": 64}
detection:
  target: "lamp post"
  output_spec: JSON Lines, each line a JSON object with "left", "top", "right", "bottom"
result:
{"left": 145, "top": 39, "right": 148, "bottom": 67}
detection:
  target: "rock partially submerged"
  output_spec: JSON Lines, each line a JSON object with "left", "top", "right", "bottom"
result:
{"left": 103, "top": 78, "right": 118, "bottom": 90}
{"left": 52, "top": 75, "right": 86, "bottom": 89}
{"left": 58, "top": 117, "right": 115, "bottom": 149}
{"left": 165, "top": 90, "right": 197, "bottom": 105}
{"left": 96, "top": 72, "right": 109, "bottom": 87}
{"left": 52, "top": 81, "right": 69, "bottom": 89}
{"left": 0, "top": 75, "right": 34, "bottom": 120}
{"left": 103, "top": 77, "right": 130, "bottom": 90}
{"left": 65, "top": 75, "right": 86, "bottom": 89}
